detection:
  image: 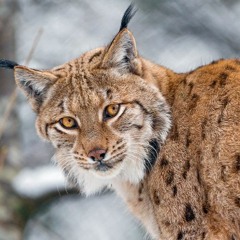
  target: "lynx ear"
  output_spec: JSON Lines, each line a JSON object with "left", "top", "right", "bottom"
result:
{"left": 102, "top": 4, "right": 141, "bottom": 75}
{"left": 102, "top": 29, "right": 140, "bottom": 74}
{"left": 14, "top": 66, "right": 58, "bottom": 112}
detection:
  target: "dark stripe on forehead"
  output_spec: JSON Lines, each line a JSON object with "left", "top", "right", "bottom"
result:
{"left": 106, "top": 89, "right": 113, "bottom": 100}
{"left": 71, "top": 58, "right": 85, "bottom": 100}
{"left": 58, "top": 101, "right": 65, "bottom": 114}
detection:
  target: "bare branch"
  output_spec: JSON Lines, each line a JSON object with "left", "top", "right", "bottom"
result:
{"left": 0, "top": 28, "right": 44, "bottom": 147}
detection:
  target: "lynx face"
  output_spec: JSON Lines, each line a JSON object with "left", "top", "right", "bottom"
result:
{"left": 11, "top": 27, "right": 171, "bottom": 194}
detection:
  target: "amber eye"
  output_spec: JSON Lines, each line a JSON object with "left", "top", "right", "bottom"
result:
{"left": 104, "top": 104, "right": 120, "bottom": 120}
{"left": 59, "top": 117, "right": 78, "bottom": 129}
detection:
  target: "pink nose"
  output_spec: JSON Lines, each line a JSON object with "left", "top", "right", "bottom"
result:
{"left": 88, "top": 148, "right": 106, "bottom": 161}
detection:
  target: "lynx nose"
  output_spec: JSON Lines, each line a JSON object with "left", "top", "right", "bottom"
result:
{"left": 88, "top": 148, "right": 106, "bottom": 162}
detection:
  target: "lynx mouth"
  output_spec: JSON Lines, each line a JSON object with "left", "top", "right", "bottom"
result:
{"left": 95, "top": 162, "right": 113, "bottom": 172}
{"left": 94, "top": 156, "right": 125, "bottom": 173}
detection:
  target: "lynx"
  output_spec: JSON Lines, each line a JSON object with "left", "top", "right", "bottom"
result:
{"left": 1, "top": 4, "right": 240, "bottom": 240}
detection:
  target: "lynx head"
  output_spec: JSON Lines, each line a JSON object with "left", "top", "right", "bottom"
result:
{"left": 0, "top": 5, "right": 171, "bottom": 195}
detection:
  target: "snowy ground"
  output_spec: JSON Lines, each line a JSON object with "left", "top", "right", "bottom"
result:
{"left": 24, "top": 193, "right": 146, "bottom": 240}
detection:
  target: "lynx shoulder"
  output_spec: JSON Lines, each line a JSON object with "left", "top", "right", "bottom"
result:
{"left": 148, "top": 58, "right": 240, "bottom": 239}
{"left": 0, "top": 4, "right": 240, "bottom": 240}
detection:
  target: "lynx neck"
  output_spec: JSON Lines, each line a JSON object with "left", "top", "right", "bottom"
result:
{"left": 141, "top": 58, "right": 184, "bottom": 106}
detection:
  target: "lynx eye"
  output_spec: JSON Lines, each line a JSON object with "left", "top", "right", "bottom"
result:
{"left": 59, "top": 117, "right": 78, "bottom": 129}
{"left": 104, "top": 104, "right": 120, "bottom": 120}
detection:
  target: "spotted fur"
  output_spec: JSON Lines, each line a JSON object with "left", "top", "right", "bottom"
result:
{"left": 148, "top": 59, "right": 240, "bottom": 239}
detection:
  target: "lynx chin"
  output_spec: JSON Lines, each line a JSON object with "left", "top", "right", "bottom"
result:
{"left": 1, "top": 4, "right": 240, "bottom": 240}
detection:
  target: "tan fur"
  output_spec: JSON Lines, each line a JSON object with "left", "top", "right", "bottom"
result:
{"left": 9, "top": 16, "right": 240, "bottom": 240}
{"left": 147, "top": 59, "right": 240, "bottom": 239}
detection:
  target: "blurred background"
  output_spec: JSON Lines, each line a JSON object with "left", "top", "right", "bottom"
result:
{"left": 1, "top": 0, "right": 240, "bottom": 239}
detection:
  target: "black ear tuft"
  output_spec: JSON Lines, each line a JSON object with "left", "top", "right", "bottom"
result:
{"left": 0, "top": 59, "right": 19, "bottom": 69}
{"left": 119, "top": 3, "right": 137, "bottom": 32}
